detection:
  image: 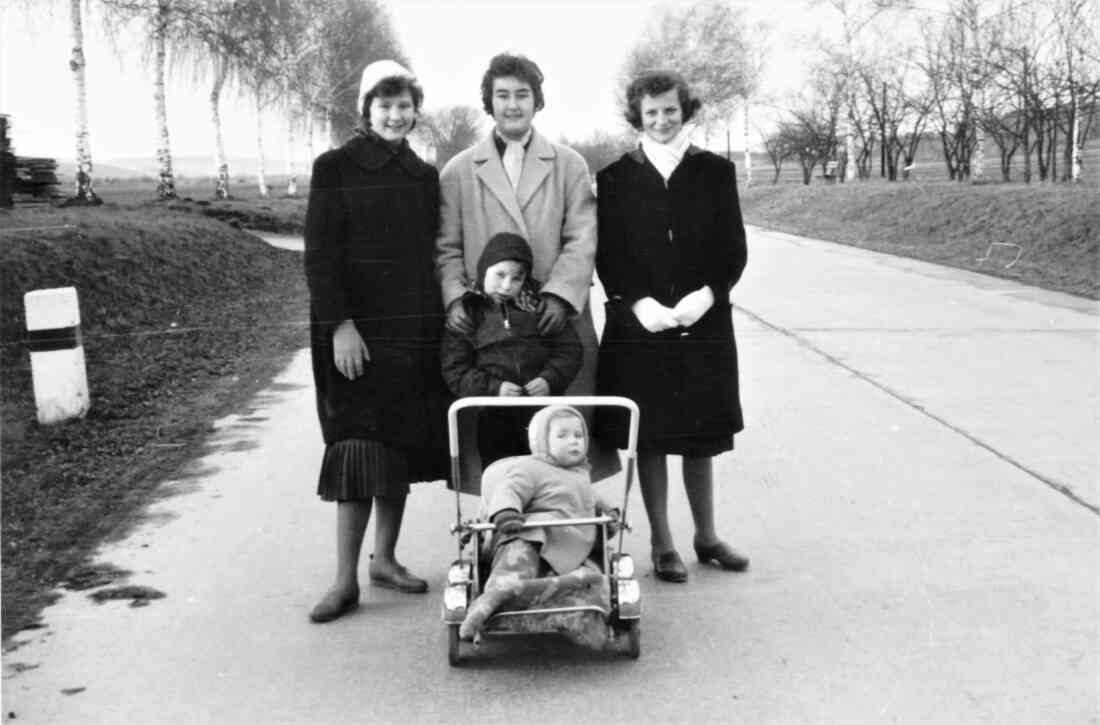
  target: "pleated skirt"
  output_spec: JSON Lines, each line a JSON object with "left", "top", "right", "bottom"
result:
{"left": 316, "top": 439, "right": 424, "bottom": 502}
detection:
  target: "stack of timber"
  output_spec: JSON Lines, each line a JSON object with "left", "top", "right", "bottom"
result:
{"left": 13, "top": 155, "right": 60, "bottom": 203}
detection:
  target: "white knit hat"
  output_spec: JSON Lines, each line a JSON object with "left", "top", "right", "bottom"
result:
{"left": 527, "top": 405, "right": 588, "bottom": 460}
{"left": 357, "top": 59, "right": 415, "bottom": 115}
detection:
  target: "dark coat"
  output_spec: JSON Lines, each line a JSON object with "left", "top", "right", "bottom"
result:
{"left": 304, "top": 132, "right": 451, "bottom": 477}
{"left": 440, "top": 293, "right": 583, "bottom": 397}
{"left": 594, "top": 146, "right": 747, "bottom": 455}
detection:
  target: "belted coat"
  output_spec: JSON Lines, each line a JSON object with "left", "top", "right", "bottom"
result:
{"left": 304, "top": 132, "right": 451, "bottom": 479}
{"left": 594, "top": 146, "right": 748, "bottom": 455}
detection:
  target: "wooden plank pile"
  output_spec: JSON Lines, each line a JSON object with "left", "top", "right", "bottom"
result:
{"left": 14, "top": 156, "right": 61, "bottom": 202}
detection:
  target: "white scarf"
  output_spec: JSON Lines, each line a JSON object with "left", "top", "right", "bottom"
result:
{"left": 640, "top": 125, "right": 695, "bottom": 184}
{"left": 497, "top": 128, "right": 532, "bottom": 191}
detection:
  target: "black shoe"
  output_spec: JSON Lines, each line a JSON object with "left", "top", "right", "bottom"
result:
{"left": 368, "top": 557, "right": 429, "bottom": 593}
{"left": 694, "top": 540, "right": 749, "bottom": 572}
{"left": 309, "top": 588, "right": 359, "bottom": 623}
{"left": 651, "top": 550, "right": 688, "bottom": 582}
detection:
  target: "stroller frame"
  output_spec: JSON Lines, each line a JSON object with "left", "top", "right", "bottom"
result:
{"left": 441, "top": 396, "right": 641, "bottom": 665}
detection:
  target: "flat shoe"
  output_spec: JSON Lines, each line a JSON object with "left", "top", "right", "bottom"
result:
{"left": 309, "top": 588, "right": 359, "bottom": 623}
{"left": 694, "top": 540, "right": 749, "bottom": 572}
{"left": 651, "top": 550, "right": 688, "bottom": 582}
{"left": 368, "top": 563, "right": 429, "bottom": 594}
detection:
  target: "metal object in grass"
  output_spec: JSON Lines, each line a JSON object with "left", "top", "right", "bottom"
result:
{"left": 976, "top": 242, "right": 1023, "bottom": 269}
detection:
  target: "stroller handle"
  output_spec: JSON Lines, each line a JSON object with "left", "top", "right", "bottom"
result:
{"left": 446, "top": 395, "right": 640, "bottom": 458}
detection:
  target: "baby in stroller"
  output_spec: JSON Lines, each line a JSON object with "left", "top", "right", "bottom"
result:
{"left": 459, "top": 404, "right": 619, "bottom": 642}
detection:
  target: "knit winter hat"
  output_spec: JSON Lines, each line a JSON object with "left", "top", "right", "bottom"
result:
{"left": 357, "top": 59, "right": 416, "bottom": 115}
{"left": 527, "top": 405, "right": 588, "bottom": 462}
{"left": 476, "top": 232, "right": 534, "bottom": 292}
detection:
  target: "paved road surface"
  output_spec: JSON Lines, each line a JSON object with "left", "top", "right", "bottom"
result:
{"left": 3, "top": 227, "right": 1097, "bottom": 724}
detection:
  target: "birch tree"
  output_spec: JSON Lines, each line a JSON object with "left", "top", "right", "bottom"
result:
{"left": 68, "top": 0, "right": 100, "bottom": 203}
{"left": 102, "top": 0, "right": 206, "bottom": 199}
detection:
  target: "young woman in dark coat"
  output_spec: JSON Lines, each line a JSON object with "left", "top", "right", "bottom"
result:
{"left": 304, "top": 61, "right": 451, "bottom": 622}
{"left": 595, "top": 70, "right": 749, "bottom": 583}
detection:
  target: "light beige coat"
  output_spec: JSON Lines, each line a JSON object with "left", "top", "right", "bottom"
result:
{"left": 436, "top": 130, "right": 598, "bottom": 396}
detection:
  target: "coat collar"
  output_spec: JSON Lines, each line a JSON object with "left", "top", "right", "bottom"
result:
{"left": 472, "top": 129, "right": 556, "bottom": 234}
{"left": 344, "top": 131, "right": 431, "bottom": 177}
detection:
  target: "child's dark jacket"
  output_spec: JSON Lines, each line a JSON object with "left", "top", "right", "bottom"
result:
{"left": 441, "top": 290, "right": 583, "bottom": 396}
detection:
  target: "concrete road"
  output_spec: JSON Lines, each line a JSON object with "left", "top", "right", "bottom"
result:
{"left": 3, "top": 227, "right": 1097, "bottom": 724}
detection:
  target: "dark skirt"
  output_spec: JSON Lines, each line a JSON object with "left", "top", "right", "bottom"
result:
{"left": 317, "top": 439, "right": 442, "bottom": 502}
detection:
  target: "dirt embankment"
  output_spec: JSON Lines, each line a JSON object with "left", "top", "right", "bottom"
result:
{"left": 1, "top": 203, "right": 308, "bottom": 639}
{"left": 740, "top": 182, "right": 1099, "bottom": 299}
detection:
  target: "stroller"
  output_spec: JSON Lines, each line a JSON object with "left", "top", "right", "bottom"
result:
{"left": 441, "top": 396, "right": 641, "bottom": 665}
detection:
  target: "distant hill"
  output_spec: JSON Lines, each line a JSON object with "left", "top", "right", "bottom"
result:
{"left": 57, "top": 155, "right": 296, "bottom": 180}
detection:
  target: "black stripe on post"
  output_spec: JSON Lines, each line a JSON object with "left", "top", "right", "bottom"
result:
{"left": 25, "top": 325, "right": 82, "bottom": 353}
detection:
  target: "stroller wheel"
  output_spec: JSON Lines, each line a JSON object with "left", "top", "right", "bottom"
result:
{"left": 622, "top": 620, "right": 640, "bottom": 659}
{"left": 448, "top": 624, "right": 462, "bottom": 666}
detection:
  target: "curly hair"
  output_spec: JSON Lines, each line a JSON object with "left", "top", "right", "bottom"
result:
{"left": 480, "top": 53, "right": 545, "bottom": 115}
{"left": 622, "top": 70, "right": 702, "bottom": 130}
{"left": 361, "top": 75, "right": 424, "bottom": 117}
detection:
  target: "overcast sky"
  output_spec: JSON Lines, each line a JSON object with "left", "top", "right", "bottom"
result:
{"left": 0, "top": 0, "right": 834, "bottom": 163}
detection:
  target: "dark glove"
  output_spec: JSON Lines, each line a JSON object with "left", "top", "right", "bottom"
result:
{"left": 445, "top": 296, "right": 474, "bottom": 334}
{"left": 536, "top": 293, "right": 571, "bottom": 336}
{"left": 605, "top": 508, "right": 621, "bottom": 539}
{"left": 492, "top": 509, "right": 525, "bottom": 535}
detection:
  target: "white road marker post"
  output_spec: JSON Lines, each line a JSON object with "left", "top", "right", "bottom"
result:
{"left": 24, "top": 286, "right": 90, "bottom": 424}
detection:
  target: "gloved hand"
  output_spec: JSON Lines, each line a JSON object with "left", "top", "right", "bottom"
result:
{"left": 672, "top": 285, "right": 715, "bottom": 328}
{"left": 493, "top": 509, "right": 525, "bottom": 535}
{"left": 537, "top": 293, "right": 571, "bottom": 335}
{"left": 605, "top": 508, "right": 621, "bottom": 539}
{"left": 445, "top": 296, "right": 474, "bottom": 334}
{"left": 631, "top": 297, "right": 679, "bottom": 333}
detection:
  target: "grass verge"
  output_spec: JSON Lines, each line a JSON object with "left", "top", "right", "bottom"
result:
{"left": 739, "top": 181, "right": 1099, "bottom": 299}
{"left": 1, "top": 202, "right": 307, "bottom": 640}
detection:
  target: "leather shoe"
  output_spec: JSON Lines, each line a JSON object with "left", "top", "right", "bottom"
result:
{"left": 368, "top": 558, "right": 429, "bottom": 594}
{"left": 694, "top": 540, "right": 749, "bottom": 572}
{"left": 651, "top": 550, "right": 688, "bottom": 582}
{"left": 309, "top": 587, "right": 359, "bottom": 623}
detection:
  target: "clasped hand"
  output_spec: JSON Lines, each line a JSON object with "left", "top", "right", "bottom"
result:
{"left": 632, "top": 286, "right": 715, "bottom": 332}
{"left": 499, "top": 377, "right": 549, "bottom": 397}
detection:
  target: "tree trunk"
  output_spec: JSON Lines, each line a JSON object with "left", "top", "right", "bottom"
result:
{"left": 286, "top": 105, "right": 297, "bottom": 197}
{"left": 306, "top": 112, "right": 316, "bottom": 169}
{"left": 255, "top": 93, "right": 268, "bottom": 199}
{"left": 1070, "top": 101, "right": 1081, "bottom": 183}
{"left": 152, "top": 0, "right": 175, "bottom": 200}
{"left": 210, "top": 57, "right": 230, "bottom": 200}
{"left": 742, "top": 98, "right": 752, "bottom": 188}
{"left": 69, "top": 0, "right": 98, "bottom": 204}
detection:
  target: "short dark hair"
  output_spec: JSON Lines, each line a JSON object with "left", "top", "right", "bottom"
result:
{"left": 361, "top": 75, "right": 424, "bottom": 117}
{"left": 623, "top": 71, "right": 702, "bottom": 130}
{"left": 480, "top": 53, "right": 545, "bottom": 115}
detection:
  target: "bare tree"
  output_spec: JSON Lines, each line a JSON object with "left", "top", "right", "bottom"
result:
{"left": 622, "top": 1, "right": 758, "bottom": 143}
{"left": 760, "top": 127, "right": 795, "bottom": 183}
{"left": 417, "top": 105, "right": 485, "bottom": 169}
{"left": 781, "top": 63, "right": 845, "bottom": 184}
